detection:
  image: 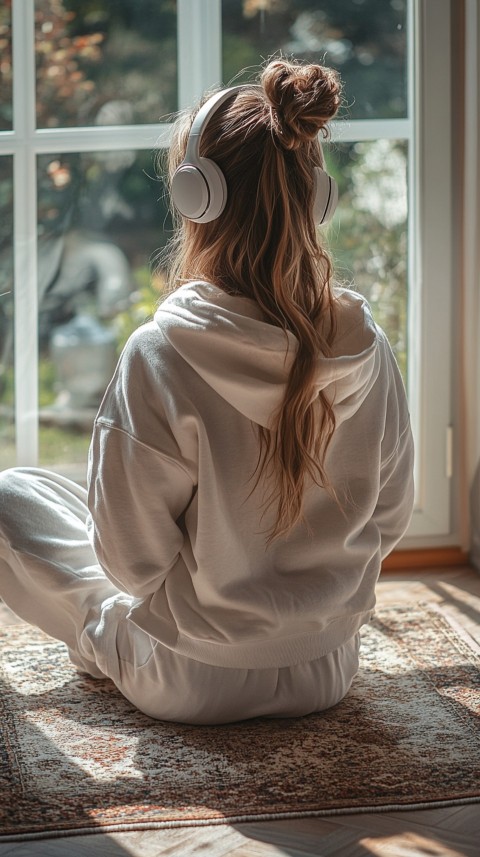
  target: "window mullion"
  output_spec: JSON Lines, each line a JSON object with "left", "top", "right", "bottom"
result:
{"left": 330, "top": 118, "right": 411, "bottom": 143}
{"left": 12, "top": 0, "right": 38, "bottom": 466}
{"left": 177, "top": 0, "right": 222, "bottom": 108}
{"left": 31, "top": 124, "right": 174, "bottom": 154}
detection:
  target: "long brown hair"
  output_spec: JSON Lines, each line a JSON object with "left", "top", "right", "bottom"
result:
{"left": 164, "top": 59, "right": 342, "bottom": 540}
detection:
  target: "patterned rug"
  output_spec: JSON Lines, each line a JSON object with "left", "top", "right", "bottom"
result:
{"left": 0, "top": 604, "right": 479, "bottom": 841}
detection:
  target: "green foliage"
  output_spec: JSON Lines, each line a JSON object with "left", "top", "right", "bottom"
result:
{"left": 325, "top": 140, "right": 408, "bottom": 380}
{"left": 38, "top": 425, "right": 91, "bottom": 471}
{"left": 222, "top": 0, "right": 407, "bottom": 120}
{"left": 0, "top": 3, "right": 12, "bottom": 130}
{"left": 54, "top": 0, "right": 177, "bottom": 125}
{"left": 112, "top": 268, "right": 165, "bottom": 354}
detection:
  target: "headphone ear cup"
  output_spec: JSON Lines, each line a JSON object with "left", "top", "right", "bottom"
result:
{"left": 313, "top": 166, "right": 338, "bottom": 225}
{"left": 171, "top": 157, "right": 227, "bottom": 223}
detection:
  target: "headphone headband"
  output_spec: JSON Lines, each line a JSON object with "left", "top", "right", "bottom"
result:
{"left": 171, "top": 85, "right": 338, "bottom": 225}
{"left": 185, "top": 86, "right": 259, "bottom": 162}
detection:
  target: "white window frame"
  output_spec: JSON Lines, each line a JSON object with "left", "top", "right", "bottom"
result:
{"left": 1, "top": 0, "right": 456, "bottom": 545}
{"left": 461, "top": 0, "right": 480, "bottom": 554}
{"left": 404, "top": 0, "right": 454, "bottom": 543}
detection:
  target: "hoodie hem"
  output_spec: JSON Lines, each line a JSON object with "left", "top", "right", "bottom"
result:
{"left": 128, "top": 609, "right": 373, "bottom": 669}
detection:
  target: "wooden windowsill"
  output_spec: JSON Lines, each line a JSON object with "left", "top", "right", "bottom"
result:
{"left": 382, "top": 546, "right": 471, "bottom": 571}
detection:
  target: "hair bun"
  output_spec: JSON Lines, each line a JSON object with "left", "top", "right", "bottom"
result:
{"left": 261, "top": 59, "right": 341, "bottom": 150}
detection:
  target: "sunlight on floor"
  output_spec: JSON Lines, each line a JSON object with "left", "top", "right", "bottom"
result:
{"left": 361, "top": 831, "right": 467, "bottom": 857}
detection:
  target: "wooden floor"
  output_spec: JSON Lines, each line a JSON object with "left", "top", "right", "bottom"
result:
{"left": 1, "top": 565, "right": 479, "bottom": 857}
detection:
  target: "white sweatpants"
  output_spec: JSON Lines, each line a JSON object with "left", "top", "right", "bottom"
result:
{"left": 0, "top": 467, "right": 360, "bottom": 724}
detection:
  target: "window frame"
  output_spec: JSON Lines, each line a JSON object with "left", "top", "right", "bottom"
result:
{"left": 1, "top": 0, "right": 457, "bottom": 545}
{"left": 403, "top": 0, "right": 454, "bottom": 543}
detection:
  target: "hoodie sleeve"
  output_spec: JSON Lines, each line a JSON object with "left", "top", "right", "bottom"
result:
{"left": 86, "top": 325, "right": 196, "bottom": 599}
{"left": 373, "top": 336, "right": 415, "bottom": 559}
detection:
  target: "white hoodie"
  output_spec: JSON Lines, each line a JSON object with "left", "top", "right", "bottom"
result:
{"left": 87, "top": 281, "right": 414, "bottom": 669}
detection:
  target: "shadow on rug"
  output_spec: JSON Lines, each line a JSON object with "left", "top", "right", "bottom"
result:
{"left": 0, "top": 603, "right": 479, "bottom": 841}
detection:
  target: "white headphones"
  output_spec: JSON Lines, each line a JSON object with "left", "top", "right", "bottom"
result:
{"left": 171, "top": 85, "right": 338, "bottom": 226}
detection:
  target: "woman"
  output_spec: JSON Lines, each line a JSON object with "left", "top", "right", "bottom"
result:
{"left": 0, "top": 59, "right": 414, "bottom": 724}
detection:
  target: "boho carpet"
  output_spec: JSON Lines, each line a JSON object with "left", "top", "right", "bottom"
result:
{"left": 0, "top": 604, "right": 479, "bottom": 841}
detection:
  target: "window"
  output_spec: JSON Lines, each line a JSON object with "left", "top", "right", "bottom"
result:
{"left": 0, "top": 0, "right": 456, "bottom": 544}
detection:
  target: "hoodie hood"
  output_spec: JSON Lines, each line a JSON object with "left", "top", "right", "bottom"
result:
{"left": 155, "top": 281, "right": 380, "bottom": 428}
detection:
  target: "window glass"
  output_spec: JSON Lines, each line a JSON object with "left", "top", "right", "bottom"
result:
{"left": 37, "top": 149, "right": 171, "bottom": 481}
{"left": 0, "top": 3, "right": 12, "bottom": 131}
{"left": 0, "top": 157, "right": 14, "bottom": 468}
{"left": 325, "top": 139, "right": 408, "bottom": 379}
{"left": 35, "top": 0, "right": 177, "bottom": 129}
{"left": 222, "top": 0, "right": 408, "bottom": 120}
